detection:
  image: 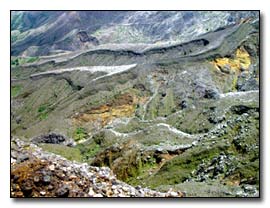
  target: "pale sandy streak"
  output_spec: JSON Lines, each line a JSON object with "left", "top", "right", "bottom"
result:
{"left": 30, "top": 64, "right": 137, "bottom": 80}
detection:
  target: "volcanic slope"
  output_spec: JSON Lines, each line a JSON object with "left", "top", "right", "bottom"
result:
{"left": 11, "top": 11, "right": 258, "bottom": 56}
{"left": 11, "top": 17, "right": 259, "bottom": 197}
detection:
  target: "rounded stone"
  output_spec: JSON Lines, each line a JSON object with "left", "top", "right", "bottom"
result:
{"left": 43, "top": 175, "right": 51, "bottom": 184}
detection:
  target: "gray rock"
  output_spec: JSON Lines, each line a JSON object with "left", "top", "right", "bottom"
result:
{"left": 56, "top": 184, "right": 69, "bottom": 197}
{"left": 220, "top": 64, "right": 231, "bottom": 74}
{"left": 33, "top": 175, "right": 40, "bottom": 183}
{"left": 15, "top": 116, "right": 22, "bottom": 124}
{"left": 168, "top": 191, "right": 179, "bottom": 197}
{"left": 17, "top": 154, "right": 29, "bottom": 163}
{"left": 238, "top": 78, "right": 259, "bottom": 91}
{"left": 43, "top": 175, "right": 51, "bottom": 184}
{"left": 204, "top": 89, "right": 220, "bottom": 99}
{"left": 180, "top": 100, "right": 188, "bottom": 109}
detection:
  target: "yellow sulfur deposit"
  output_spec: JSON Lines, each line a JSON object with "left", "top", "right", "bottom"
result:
{"left": 72, "top": 93, "right": 146, "bottom": 126}
{"left": 74, "top": 104, "right": 135, "bottom": 126}
{"left": 211, "top": 48, "right": 251, "bottom": 73}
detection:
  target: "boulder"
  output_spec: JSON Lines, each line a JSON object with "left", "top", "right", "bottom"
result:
{"left": 31, "top": 132, "right": 75, "bottom": 146}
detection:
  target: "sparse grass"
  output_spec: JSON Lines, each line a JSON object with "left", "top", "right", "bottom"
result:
{"left": 37, "top": 105, "right": 48, "bottom": 120}
{"left": 41, "top": 144, "right": 82, "bottom": 162}
{"left": 11, "top": 56, "right": 39, "bottom": 67}
{"left": 11, "top": 85, "right": 21, "bottom": 97}
{"left": 146, "top": 94, "right": 160, "bottom": 120}
{"left": 73, "top": 127, "right": 88, "bottom": 141}
{"left": 159, "top": 88, "right": 176, "bottom": 117}
{"left": 38, "top": 105, "right": 46, "bottom": 113}
{"left": 39, "top": 113, "right": 48, "bottom": 120}
{"left": 143, "top": 144, "right": 227, "bottom": 188}
{"left": 111, "top": 150, "right": 143, "bottom": 182}
{"left": 232, "top": 75, "right": 238, "bottom": 91}
{"left": 126, "top": 156, "right": 158, "bottom": 185}
{"left": 76, "top": 142, "right": 101, "bottom": 161}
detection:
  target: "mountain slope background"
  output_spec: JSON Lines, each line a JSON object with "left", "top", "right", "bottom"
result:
{"left": 11, "top": 11, "right": 259, "bottom": 197}
{"left": 11, "top": 11, "right": 258, "bottom": 56}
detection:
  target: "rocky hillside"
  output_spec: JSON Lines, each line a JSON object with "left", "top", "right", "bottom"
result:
{"left": 11, "top": 11, "right": 259, "bottom": 197}
{"left": 11, "top": 11, "right": 258, "bottom": 56}
{"left": 11, "top": 137, "right": 183, "bottom": 197}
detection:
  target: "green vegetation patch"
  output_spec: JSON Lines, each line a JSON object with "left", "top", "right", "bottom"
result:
{"left": 145, "top": 94, "right": 160, "bottom": 120}
{"left": 126, "top": 155, "right": 158, "bottom": 185}
{"left": 114, "top": 153, "right": 143, "bottom": 182}
{"left": 73, "top": 127, "right": 88, "bottom": 142}
{"left": 11, "top": 56, "right": 39, "bottom": 67}
{"left": 11, "top": 85, "right": 22, "bottom": 97}
{"left": 76, "top": 142, "right": 101, "bottom": 162}
{"left": 143, "top": 144, "right": 227, "bottom": 189}
{"left": 37, "top": 104, "right": 48, "bottom": 120}
{"left": 159, "top": 88, "right": 176, "bottom": 117}
{"left": 41, "top": 144, "right": 82, "bottom": 162}
{"left": 38, "top": 105, "right": 46, "bottom": 113}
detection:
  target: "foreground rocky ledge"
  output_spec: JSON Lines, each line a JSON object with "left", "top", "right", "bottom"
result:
{"left": 11, "top": 138, "right": 184, "bottom": 197}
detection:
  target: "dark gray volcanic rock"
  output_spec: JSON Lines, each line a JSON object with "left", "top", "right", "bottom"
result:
{"left": 31, "top": 132, "right": 75, "bottom": 146}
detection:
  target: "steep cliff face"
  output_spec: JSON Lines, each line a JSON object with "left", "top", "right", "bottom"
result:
{"left": 11, "top": 11, "right": 259, "bottom": 197}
